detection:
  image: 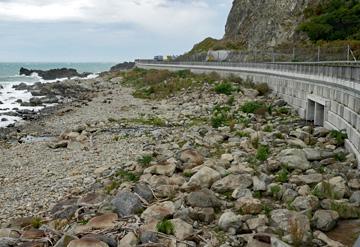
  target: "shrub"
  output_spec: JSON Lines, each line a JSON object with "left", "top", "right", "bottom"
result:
{"left": 226, "top": 96, "right": 235, "bottom": 106}
{"left": 289, "top": 216, "right": 305, "bottom": 247}
{"left": 329, "top": 129, "right": 348, "bottom": 146}
{"left": 276, "top": 167, "right": 289, "bottom": 183}
{"left": 156, "top": 219, "right": 175, "bottom": 235}
{"left": 263, "top": 125, "right": 273, "bottom": 132}
{"left": 241, "top": 101, "right": 265, "bottom": 114}
{"left": 335, "top": 152, "right": 347, "bottom": 162}
{"left": 214, "top": 82, "right": 234, "bottom": 95}
{"left": 144, "top": 69, "right": 172, "bottom": 84}
{"left": 138, "top": 155, "right": 153, "bottom": 166}
{"left": 211, "top": 114, "right": 228, "bottom": 128}
{"left": 256, "top": 145, "right": 270, "bottom": 161}
{"left": 116, "top": 169, "right": 139, "bottom": 182}
{"left": 31, "top": 217, "right": 42, "bottom": 229}
{"left": 255, "top": 83, "right": 271, "bottom": 96}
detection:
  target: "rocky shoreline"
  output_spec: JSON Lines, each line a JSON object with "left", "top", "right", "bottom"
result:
{"left": 0, "top": 71, "right": 360, "bottom": 247}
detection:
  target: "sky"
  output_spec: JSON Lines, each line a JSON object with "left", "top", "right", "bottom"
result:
{"left": 0, "top": 0, "right": 233, "bottom": 62}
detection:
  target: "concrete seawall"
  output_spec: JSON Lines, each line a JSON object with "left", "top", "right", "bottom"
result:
{"left": 136, "top": 62, "right": 360, "bottom": 166}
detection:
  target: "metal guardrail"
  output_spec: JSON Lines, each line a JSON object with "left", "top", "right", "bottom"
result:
{"left": 135, "top": 60, "right": 360, "bottom": 85}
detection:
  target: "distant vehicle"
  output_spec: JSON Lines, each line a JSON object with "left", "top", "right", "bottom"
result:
{"left": 154, "top": 55, "right": 163, "bottom": 61}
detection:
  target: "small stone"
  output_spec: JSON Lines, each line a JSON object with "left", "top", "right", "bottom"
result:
{"left": 311, "top": 210, "right": 339, "bottom": 232}
{"left": 348, "top": 179, "right": 360, "bottom": 190}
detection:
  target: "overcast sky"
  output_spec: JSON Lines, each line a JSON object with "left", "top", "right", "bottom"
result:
{"left": 0, "top": 0, "right": 232, "bottom": 62}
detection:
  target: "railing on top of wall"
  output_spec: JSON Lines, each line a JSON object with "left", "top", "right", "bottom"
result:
{"left": 135, "top": 60, "right": 360, "bottom": 85}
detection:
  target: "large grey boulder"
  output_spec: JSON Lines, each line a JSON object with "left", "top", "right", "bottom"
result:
{"left": 277, "top": 149, "right": 310, "bottom": 170}
{"left": 218, "top": 211, "right": 242, "bottom": 232}
{"left": 311, "top": 210, "right": 339, "bottom": 232}
{"left": 211, "top": 174, "right": 252, "bottom": 193}
{"left": 186, "top": 188, "right": 221, "bottom": 208}
{"left": 112, "top": 191, "right": 143, "bottom": 217}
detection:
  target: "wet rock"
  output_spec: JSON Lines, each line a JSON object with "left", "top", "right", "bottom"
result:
{"left": 278, "top": 149, "right": 310, "bottom": 170}
{"left": 112, "top": 191, "right": 143, "bottom": 217}
{"left": 186, "top": 188, "right": 221, "bottom": 208}
{"left": 211, "top": 174, "right": 252, "bottom": 193}
{"left": 311, "top": 210, "right": 339, "bottom": 232}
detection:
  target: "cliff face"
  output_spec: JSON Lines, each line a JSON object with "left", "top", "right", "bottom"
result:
{"left": 224, "top": 0, "right": 315, "bottom": 48}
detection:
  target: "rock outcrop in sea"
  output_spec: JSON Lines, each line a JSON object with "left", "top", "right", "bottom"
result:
{"left": 20, "top": 67, "right": 90, "bottom": 80}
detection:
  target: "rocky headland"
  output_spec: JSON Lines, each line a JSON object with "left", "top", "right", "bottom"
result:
{"left": 0, "top": 69, "right": 359, "bottom": 247}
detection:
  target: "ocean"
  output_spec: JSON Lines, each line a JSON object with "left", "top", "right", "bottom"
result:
{"left": 0, "top": 62, "right": 115, "bottom": 128}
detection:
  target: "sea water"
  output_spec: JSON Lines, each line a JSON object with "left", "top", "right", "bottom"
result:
{"left": 0, "top": 62, "right": 115, "bottom": 127}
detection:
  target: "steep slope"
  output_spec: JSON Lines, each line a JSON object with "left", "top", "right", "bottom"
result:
{"left": 224, "top": 0, "right": 315, "bottom": 48}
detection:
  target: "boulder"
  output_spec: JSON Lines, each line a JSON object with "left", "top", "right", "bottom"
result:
{"left": 311, "top": 210, "right": 339, "bottom": 232}
{"left": 187, "top": 166, "right": 221, "bottom": 188}
{"left": 277, "top": 149, "right": 310, "bottom": 170}
{"left": 143, "top": 163, "right": 176, "bottom": 176}
{"left": 270, "top": 209, "right": 310, "bottom": 232}
{"left": 67, "top": 238, "right": 108, "bottom": 247}
{"left": 186, "top": 188, "right": 221, "bottom": 208}
{"left": 169, "top": 218, "right": 193, "bottom": 240}
{"left": 350, "top": 191, "right": 360, "bottom": 205}
{"left": 313, "top": 231, "right": 344, "bottom": 247}
{"left": 178, "top": 149, "right": 204, "bottom": 168}
{"left": 134, "top": 183, "right": 154, "bottom": 202}
{"left": 218, "top": 211, "right": 242, "bottom": 232}
{"left": 20, "top": 67, "right": 90, "bottom": 80}
{"left": 211, "top": 174, "right": 252, "bottom": 193}
{"left": 235, "top": 197, "right": 262, "bottom": 214}
{"left": 291, "top": 195, "right": 319, "bottom": 211}
{"left": 141, "top": 201, "right": 175, "bottom": 223}
{"left": 118, "top": 232, "right": 138, "bottom": 247}
{"left": 112, "top": 191, "right": 143, "bottom": 217}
